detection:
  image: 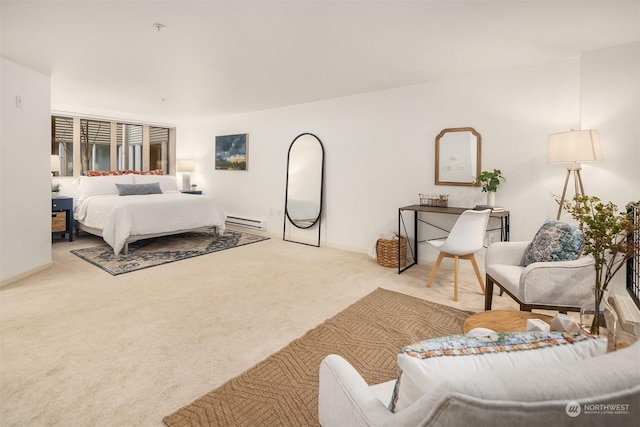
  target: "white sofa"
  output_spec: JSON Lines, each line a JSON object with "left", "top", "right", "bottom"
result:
{"left": 318, "top": 338, "right": 640, "bottom": 427}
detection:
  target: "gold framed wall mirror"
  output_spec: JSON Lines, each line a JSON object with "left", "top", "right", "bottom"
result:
{"left": 435, "top": 127, "right": 481, "bottom": 186}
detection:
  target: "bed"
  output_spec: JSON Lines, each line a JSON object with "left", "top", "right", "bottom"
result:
{"left": 68, "top": 174, "right": 226, "bottom": 255}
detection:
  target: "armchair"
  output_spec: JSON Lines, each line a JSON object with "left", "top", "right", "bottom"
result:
{"left": 484, "top": 241, "right": 595, "bottom": 312}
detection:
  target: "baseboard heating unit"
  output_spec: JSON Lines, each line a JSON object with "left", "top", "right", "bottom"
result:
{"left": 226, "top": 215, "right": 267, "bottom": 231}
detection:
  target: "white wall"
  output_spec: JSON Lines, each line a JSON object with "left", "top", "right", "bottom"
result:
{"left": 178, "top": 43, "right": 638, "bottom": 263}
{"left": 177, "top": 57, "right": 582, "bottom": 257}
{"left": 0, "top": 58, "right": 52, "bottom": 284}
{"left": 579, "top": 42, "right": 639, "bottom": 209}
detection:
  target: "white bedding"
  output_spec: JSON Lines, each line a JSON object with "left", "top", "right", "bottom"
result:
{"left": 75, "top": 192, "right": 227, "bottom": 255}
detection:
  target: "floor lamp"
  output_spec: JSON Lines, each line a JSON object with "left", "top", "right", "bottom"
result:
{"left": 177, "top": 159, "right": 195, "bottom": 191}
{"left": 547, "top": 129, "right": 603, "bottom": 220}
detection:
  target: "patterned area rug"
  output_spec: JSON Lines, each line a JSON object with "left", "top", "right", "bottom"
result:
{"left": 71, "top": 229, "right": 269, "bottom": 275}
{"left": 163, "top": 288, "right": 471, "bottom": 427}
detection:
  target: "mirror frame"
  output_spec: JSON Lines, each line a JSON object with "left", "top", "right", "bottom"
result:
{"left": 283, "top": 132, "right": 325, "bottom": 247}
{"left": 435, "top": 127, "right": 481, "bottom": 186}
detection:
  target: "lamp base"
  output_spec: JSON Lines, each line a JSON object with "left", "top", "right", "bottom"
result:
{"left": 556, "top": 164, "right": 585, "bottom": 220}
{"left": 182, "top": 174, "right": 191, "bottom": 192}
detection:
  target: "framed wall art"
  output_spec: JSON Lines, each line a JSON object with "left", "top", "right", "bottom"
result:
{"left": 215, "top": 133, "right": 248, "bottom": 171}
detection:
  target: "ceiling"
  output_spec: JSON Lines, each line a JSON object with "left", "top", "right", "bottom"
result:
{"left": 2, "top": 1, "right": 639, "bottom": 122}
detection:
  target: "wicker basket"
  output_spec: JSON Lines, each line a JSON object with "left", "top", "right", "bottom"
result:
{"left": 376, "top": 236, "right": 407, "bottom": 268}
{"left": 52, "top": 211, "right": 66, "bottom": 232}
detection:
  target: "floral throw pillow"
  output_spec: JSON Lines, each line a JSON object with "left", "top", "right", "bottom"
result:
{"left": 523, "top": 219, "right": 585, "bottom": 266}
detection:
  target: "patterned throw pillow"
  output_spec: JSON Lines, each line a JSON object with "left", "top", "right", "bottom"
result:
{"left": 388, "top": 331, "right": 606, "bottom": 413}
{"left": 523, "top": 219, "right": 585, "bottom": 266}
{"left": 85, "top": 170, "right": 124, "bottom": 176}
{"left": 85, "top": 169, "right": 164, "bottom": 176}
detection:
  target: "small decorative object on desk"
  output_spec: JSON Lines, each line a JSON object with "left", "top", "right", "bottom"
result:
{"left": 474, "top": 204, "right": 504, "bottom": 212}
{"left": 419, "top": 193, "right": 448, "bottom": 208}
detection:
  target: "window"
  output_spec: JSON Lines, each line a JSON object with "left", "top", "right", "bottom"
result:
{"left": 51, "top": 116, "right": 74, "bottom": 177}
{"left": 80, "top": 119, "right": 111, "bottom": 172}
{"left": 117, "top": 123, "right": 143, "bottom": 171}
{"left": 150, "top": 126, "right": 170, "bottom": 174}
{"left": 51, "top": 115, "right": 175, "bottom": 176}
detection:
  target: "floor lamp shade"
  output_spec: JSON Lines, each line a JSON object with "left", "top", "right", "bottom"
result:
{"left": 547, "top": 129, "right": 603, "bottom": 164}
{"left": 177, "top": 159, "right": 195, "bottom": 191}
{"left": 547, "top": 129, "right": 603, "bottom": 220}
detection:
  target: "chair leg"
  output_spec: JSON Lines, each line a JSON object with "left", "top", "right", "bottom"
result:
{"left": 453, "top": 255, "right": 459, "bottom": 302}
{"left": 484, "top": 275, "right": 494, "bottom": 310}
{"left": 468, "top": 255, "right": 485, "bottom": 293}
{"left": 426, "top": 252, "right": 444, "bottom": 288}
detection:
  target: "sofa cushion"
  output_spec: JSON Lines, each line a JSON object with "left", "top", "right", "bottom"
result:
{"left": 389, "top": 331, "right": 606, "bottom": 413}
{"left": 523, "top": 219, "right": 584, "bottom": 266}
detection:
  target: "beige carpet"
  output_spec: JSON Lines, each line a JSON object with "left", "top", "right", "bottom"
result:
{"left": 163, "top": 288, "right": 470, "bottom": 426}
{"left": 1, "top": 229, "right": 521, "bottom": 426}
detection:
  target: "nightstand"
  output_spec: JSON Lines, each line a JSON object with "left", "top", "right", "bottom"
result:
{"left": 52, "top": 196, "right": 73, "bottom": 242}
{"left": 181, "top": 190, "right": 202, "bottom": 195}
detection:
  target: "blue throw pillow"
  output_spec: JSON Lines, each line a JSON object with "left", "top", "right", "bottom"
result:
{"left": 523, "top": 219, "right": 584, "bottom": 266}
{"left": 115, "top": 182, "right": 162, "bottom": 196}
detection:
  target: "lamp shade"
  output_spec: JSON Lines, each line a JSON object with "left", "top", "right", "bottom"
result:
{"left": 177, "top": 159, "right": 195, "bottom": 172}
{"left": 50, "top": 154, "right": 61, "bottom": 172}
{"left": 547, "top": 129, "right": 603, "bottom": 164}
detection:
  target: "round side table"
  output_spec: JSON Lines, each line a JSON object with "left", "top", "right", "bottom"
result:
{"left": 463, "top": 310, "right": 555, "bottom": 333}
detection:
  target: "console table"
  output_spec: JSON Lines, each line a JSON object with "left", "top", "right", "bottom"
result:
{"left": 397, "top": 205, "right": 509, "bottom": 274}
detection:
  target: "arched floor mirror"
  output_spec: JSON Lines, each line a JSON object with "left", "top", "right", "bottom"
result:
{"left": 283, "top": 133, "right": 325, "bottom": 247}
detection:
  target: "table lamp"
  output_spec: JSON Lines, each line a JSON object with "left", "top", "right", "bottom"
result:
{"left": 547, "top": 129, "right": 603, "bottom": 219}
{"left": 177, "top": 159, "right": 195, "bottom": 191}
{"left": 51, "top": 154, "right": 61, "bottom": 176}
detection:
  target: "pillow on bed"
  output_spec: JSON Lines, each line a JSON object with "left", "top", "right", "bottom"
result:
{"left": 76, "top": 174, "right": 135, "bottom": 200}
{"left": 132, "top": 174, "right": 180, "bottom": 193}
{"left": 115, "top": 182, "right": 163, "bottom": 196}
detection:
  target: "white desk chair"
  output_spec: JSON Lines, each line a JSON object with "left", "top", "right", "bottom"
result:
{"left": 426, "top": 209, "right": 491, "bottom": 301}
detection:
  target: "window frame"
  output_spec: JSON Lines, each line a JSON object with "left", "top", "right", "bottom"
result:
{"left": 51, "top": 113, "right": 176, "bottom": 177}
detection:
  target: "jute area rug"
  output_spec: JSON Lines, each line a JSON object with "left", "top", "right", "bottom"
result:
{"left": 163, "top": 288, "right": 471, "bottom": 427}
{"left": 70, "top": 229, "right": 269, "bottom": 275}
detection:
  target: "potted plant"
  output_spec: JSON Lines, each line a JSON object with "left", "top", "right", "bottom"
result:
{"left": 51, "top": 182, "right": 60, "bottom": 198}
{"left": 563, "top": 196, "right": 640, "bottom": 340}
{"left": 477, "top": 169, "right": 505, "bottom": 207}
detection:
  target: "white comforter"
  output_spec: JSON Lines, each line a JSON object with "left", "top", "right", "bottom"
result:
{"left": 75, "top": 192, "right": 227, "bottom": 255}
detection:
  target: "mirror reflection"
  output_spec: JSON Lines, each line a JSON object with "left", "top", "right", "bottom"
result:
{"left": 285, "top": 133, "right": 324, "bottom": 230}
{"left": 435, "top": 127, "right": 481, "bottom": 186}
